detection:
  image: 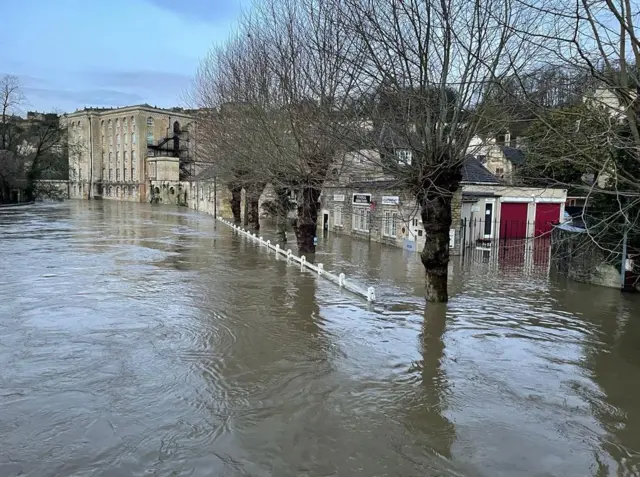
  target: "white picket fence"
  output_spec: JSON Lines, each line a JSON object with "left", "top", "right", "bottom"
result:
{"left": 218, "top": 218, "right": 376, "bottom": 303}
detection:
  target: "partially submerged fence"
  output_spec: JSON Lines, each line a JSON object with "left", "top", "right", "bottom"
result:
{"left": 218, "top": 218, "right": 376, "bottom": 303}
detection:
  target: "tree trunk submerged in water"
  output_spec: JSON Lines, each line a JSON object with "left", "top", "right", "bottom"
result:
{"left": 417, "top": 159, "right": 461, "bottom": 303}
{"left": 420, "top": 193, "right": 453, "bottom": 303}
{"left": 246, "top": 183, "right": 263, "bottom": 231}
{"left": 229, "top": 184, "right": 242, "bottom": 225}
{"left": 294, "top": 185, "right": 320, "bottom": 254}
{"left": 275, "top": 186, "right": 290, "bottom": 244}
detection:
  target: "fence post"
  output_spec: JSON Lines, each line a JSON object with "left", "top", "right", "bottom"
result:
{"left": 461, "top": 218, "right": 467, "bottom": 259}
{"left": 266, "top": 240, "right": 270, "bottom": 249}
{"left": 300, "top": 255, "right": 306, "bottom": 269}
{"left": 318, "top": 263, "right": 324, "bottom": 275}
{"left": 287, "top": 249, "right": 292, "bottom": 261}
{"left": 367, "top": 287, "right": 376, "bottom": 302}
{"left": 275, "top": 244, "right": 280, "bottom": 254}
{"left": 339, "top": 273, "right": 345, "bottom": 287}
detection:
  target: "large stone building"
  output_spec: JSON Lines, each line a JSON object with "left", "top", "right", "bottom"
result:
{"left": 64, "top": 104, "right": 197, "bottom": 202}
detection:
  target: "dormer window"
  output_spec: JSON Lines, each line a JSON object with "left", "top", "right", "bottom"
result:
{"left": 395, "top": 149, "right": 413, "bottom": 165}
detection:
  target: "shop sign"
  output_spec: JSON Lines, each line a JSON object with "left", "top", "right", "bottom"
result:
{"left": 381, "top": 196, "right": 400, "bottom": 206}
{"left": 352, "top": 193, "right": 371, "bottom": 205}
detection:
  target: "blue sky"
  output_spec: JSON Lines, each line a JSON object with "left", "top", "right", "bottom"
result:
{"left": 1, "top": 0, "right": 245, "bottom": 113}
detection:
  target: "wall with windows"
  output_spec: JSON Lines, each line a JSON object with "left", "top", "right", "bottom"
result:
{"left": 322, "top": 185, "right": 417, "bottom": 250}
{"left": 64, "top": 105, "right": 195, "bottom": 203}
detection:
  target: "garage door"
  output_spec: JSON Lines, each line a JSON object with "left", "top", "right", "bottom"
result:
{"left": 535, "top": 203, "right": 561, "bottom": 237}
{"left": 500, "top": 202, "right": 528, "bottom": 239}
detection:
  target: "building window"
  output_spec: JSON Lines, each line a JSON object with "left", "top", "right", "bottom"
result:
{"left": 132, "top": 167, "right": 136, "bottom": 181}
{"left": 116, "top": 119, "right": 120, "bottom": 134}
{"left": 116, "top": 151, "right": 119, "bottom": 163}
{"left": 116, "top": 134, "right": 120, "bottom": 147}
{"left": 116, "top": 168, "right": 120, "bottom": 181}
{"left": 124, "top": 168, "right": 128, "bottom": 181}
{"left": 108, "top": 120, "right": 112, "bottom": 136}
{"left": 200, "top": 187, "right": 204, "bottom": 200}
{"left": 101, "top": 135, "right": 105, "bottom": 148}
{"left": 495, "top": 167, "right": 504, "bottom": 178}
{"left": 352, "top": 207, "right": 370, "bottom": 232}
{"left": 147, "top": 117, "right": 154, "bottom": 144}
{"left": 123, "top": 118, "right": 128, "bottom": 131}
{"left": 132, "top": 132, "right": 136, "bottom": 144}
{"left": 109, "top": 168, "right": 113, "bottom": 181}
{"left": 395, "top": 149, "right": 413, "bottom": 165}
{"left": 333, "top": 206, "right": 343, "bottom": 227}
{"left": 383, "top": 211, "right": 397, "bottom": 237}
{"left": 124, "top": 133, "right": 128, "bottom": 145}
{"left": 101, "top": 120, "right": 105, "bottom": 135}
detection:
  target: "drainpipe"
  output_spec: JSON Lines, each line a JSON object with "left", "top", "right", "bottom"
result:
{"left": 88, "top": 114, "right": 93, "bottom": 199}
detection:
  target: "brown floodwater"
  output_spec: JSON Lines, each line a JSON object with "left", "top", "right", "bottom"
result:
{"left": 1, "top": 200, "right": 640, "bottom": 477}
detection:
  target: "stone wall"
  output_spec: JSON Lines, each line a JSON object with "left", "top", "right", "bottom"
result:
{"left": 186, "top": 179, "right": 233, "bottom": 218}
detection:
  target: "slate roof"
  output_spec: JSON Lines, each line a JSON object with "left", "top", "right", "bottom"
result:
{"left": 501, "top": 146, "right": 525, "bottom": 165}
{"left": 461, "top": 156, "right": 500, "bottom": 184}
{"left": 342, "top": 155, "right": 499, "bottom": 189}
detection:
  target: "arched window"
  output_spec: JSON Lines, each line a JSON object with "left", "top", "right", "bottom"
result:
{"left": 108, "top": 120, "right": 112, "bottom": 136}
{"left": 132, "top": 116, "right": 136, "bottom": 129}
{"left": 116, "top": 119, "right": 120, "bottom": 134}
{"left": 116, "top": 134, "right": 120, "bottom": 146}
{"left": 173, "top": 121, "right": 181, "bottom": 134}
{"left": 123, "top": 118, "right": 128, "bottom": 131}
{"left": 147, "top": 117, "right": 154, "bottom": 144}
{"left": 101, "top": 121, "right": 105, "bottom": 136}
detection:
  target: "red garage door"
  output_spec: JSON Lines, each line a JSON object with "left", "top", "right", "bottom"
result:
{"left": 535, "top": 203, "right": 561, "bottom": 237}
{"left": 500, "top": 202, "right": 528, "bottom": 239}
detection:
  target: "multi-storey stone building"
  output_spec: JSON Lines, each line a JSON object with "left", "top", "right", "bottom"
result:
{"left": 64, "top": 104, "right": 197, "bottom": 202}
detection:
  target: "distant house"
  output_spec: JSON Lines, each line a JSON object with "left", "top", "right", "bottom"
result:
{"left": 467, "top": 131, "right": 526, "bottom": 183}
{"left": 320, "top": 150, "right": 566, "bottom": 254}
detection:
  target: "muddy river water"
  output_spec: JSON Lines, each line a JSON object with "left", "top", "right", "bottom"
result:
{"left": 1, "top": 201, "right": 640, "bottom": 476}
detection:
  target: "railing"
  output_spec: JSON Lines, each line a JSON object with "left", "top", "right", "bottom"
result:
{"left": 218, "top": 218, "right": 376, "bottom": 303}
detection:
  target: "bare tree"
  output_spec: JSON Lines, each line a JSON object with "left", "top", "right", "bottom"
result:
{"left": 194, "top": 0, "right": 361, "bottom": 252}
{"left": 0, "top": 76, "right": 69, "bottom": 203}
{"left": 508, "top": 0, "right": 640, "bottom": 274}
{"left": 337, "top": 0, "right": 537, "bottom": 301}
{"left": 1, "top": 75, "right": 25, "bottom": 151}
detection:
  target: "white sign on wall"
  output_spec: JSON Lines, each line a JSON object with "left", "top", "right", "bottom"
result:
{"left": 381, "top": 196, "right": 400, "bottom": 206}
{"left": 449, "top": 229, "right": 456, "bottom": 248}
{"left": 333, "top": 194, "right": 345, "bottom": 202}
